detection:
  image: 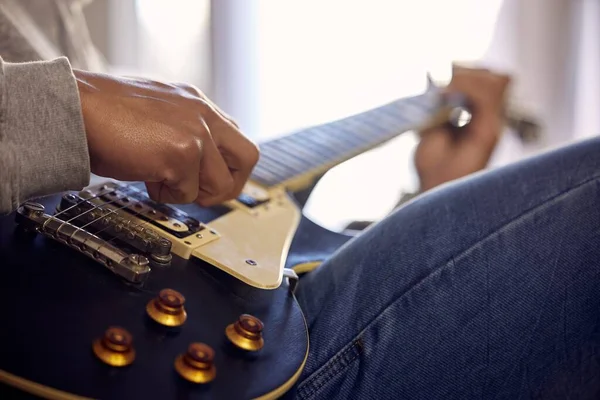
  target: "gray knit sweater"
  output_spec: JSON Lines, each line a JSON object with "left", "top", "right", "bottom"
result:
{"left": 0, "top": 0, "right": 103, "bottom": 214}
{"left": 0, "top": 56, "right": 90, "bottom": 214}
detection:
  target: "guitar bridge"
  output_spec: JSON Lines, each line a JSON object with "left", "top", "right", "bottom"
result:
{"left": 15, "top": 202, "right": 152, "bottom": 283}
{"left": 57, "top": 193, "right": 173, "bottom": 265}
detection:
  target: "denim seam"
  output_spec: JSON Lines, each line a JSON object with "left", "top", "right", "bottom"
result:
{"left": 296, "top": 339, "right": 363, "bottom": 399}
{"left": 298, "top": 172, "right": 600, "bottom": 393}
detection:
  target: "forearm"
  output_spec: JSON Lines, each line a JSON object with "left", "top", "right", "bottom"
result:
{"left": 0, "top": 56, "right": 90, "bottom": 214}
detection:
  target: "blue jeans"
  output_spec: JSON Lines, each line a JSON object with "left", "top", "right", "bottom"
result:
{"left": 295, "top": 137, "right": 600, "bottom": 399}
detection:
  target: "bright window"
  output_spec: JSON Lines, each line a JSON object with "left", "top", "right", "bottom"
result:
{"left": 131, "top": 0, "right": 504, "bottom": 230}
{"left": 253, "top": 0, "right": 504, "bottom": 229}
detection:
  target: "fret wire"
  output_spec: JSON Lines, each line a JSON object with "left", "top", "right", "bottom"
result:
{"left": 259, "top": 137, "right": 328, "bottom": 178}
{"left": 287, "top": 131, "right": 338, "bottom": 161}
{"left": 251, "top": 91, "right": 445, "bottom": 188}
{"left": 296, "top": 126, "right": 357, "bottom": 154}
{"left": 256, "top": 145, "right": 301, "bottom": 173}
{"left": 377, "top": 102, "right": 415, "bottom": 125}
{"left": 335, "top": 120, "right": 383, "bottom": 145}
{"left": 266, "top": 138, "right": 323, "bottom": 163}
{"left": 401, "top": 101, "right": 430, "bottom": 123}
{"left": 333, "top": 117, "right": 392, "bottom": 146}
{"left": 250, "top": 168, "right": 281, "bottom": 186}
{"left": 307, "top": 125, "right": 362, "bottom": 153}
{"left": 261, "top": 142, "right": 315, "bottom": 171}
{"left": 259, "top": 141, "right": 313, "bottom": 170}
{"left": 371, "top": 104, "right": 408, "bottom": 129}
{"left": 411, "top": 94, "right": 435, "bottom": 110}
{"left": 252, "top": 165, "right": 288, "bottom": 186}
{"left": 252, "top": 159, "right": 294, "bottom": 182}
{"left": 356, "top": 111, "right": 400, "bottom": 134}
{"left": 341, "top": 112, "right": 384, "bottom": 132}
{"left": 255, "top": 156, "right": 303, "bottom": 180}
{"left": 261, "top": 133, "right": 346, "bottom": 183}
{"left": 325, "top": 117, "right": 370, "bottom": 140}
{"left": 318, "top": 122, "right": 368, "bottom": 147}
{"left": 379, "top": 104, "right": 410, "bottom": 130}
{"left": 360, "top": 102, "right": 412, "bottom": 130}
{"left": 254, "top": 156, "right": 297, "bottom": 180}
{"left": 263, "top": 142, "right": 323, "bottom": 168}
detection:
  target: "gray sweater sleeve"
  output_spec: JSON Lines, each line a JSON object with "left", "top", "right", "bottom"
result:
{"left": 0, "top": 56, "right": 90, "bottom": 214}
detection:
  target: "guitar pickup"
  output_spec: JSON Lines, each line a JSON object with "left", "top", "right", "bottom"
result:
{"left": 77, "top": 182, "right": 222, "bottom": 260}
{"left": 15, "top": 202, "right": 151, "bottom": 284}
{"left": 82, "top": 182, "right": 204, "bottom": 239}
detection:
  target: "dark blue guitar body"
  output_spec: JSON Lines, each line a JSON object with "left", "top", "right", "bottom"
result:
{"left": 0, "top": 188, "right": 352, "bottom": 400}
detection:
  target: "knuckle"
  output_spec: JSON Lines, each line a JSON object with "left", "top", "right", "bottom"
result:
{"left": 175, "top": 82, "right": 203, "bottom": 96}
{"left": 226, "top": 116, "right": 241, "bottom": 129}
{"left": 194, "top": 98, "right": 219, "bottom": 120}
{"left": 194, "top": 118, "right": 211, "bottom": 136}
{"left": 174, "top": 136, "right": 203, "bottom": 165}
{"left": 160, "top": 166, "right": 179, "bottom": 185}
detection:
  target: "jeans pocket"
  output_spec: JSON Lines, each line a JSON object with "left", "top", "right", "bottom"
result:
{"left": 296, "top": 339, "right": 364, "bottom": 400}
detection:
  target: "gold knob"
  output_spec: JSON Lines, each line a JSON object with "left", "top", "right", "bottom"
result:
{"left": 174, "top": 343, "right": 217, "bottom": 384}
{"left": 225, "top": 314, "right": 264, "bottom": 351}
{"left": 92, "top": 326, "right": 135, "bottom": 367}
{"left": 146, "top": 288, "right": 187, "bottom": 327}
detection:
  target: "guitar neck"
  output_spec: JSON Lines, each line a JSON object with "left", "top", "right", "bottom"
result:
{"left": 250, "top": 86, "right": 447, "bottom": 192}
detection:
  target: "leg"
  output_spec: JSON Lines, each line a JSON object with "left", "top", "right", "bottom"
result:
{"left": 295, "top": 137, "right": 600, "bottom": 399}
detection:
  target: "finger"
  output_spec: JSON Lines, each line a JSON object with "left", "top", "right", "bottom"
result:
{"left": 172, "top": 84, "right": 258, "bottom": 199}
{"left": 145, "top": 137, "right": 203, "bottom": 203}
{"left": 172, "top": 82, "right": 241, "bottom": 129}
{"left": 192, "top": 119, "right": 235, "bottom": 206}
{"left": 206, "top": 117, "right": 260, "bottom": 199}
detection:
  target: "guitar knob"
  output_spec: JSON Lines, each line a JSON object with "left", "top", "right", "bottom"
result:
{"left": 146, "top": 288, "right": 187, "bottom": 327}
{"left": 225, "top": 314, "right": 264, "bottom": 351}
{"left": 92, "top": 326, "right": 135, "bottom": 367}
{"left": 174, "top": 343, "right": 216, "bottom": 384}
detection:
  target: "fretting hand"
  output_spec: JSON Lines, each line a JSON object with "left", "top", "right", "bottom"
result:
{"left": 415, "top": 65, "right": 511, "bottom": 191}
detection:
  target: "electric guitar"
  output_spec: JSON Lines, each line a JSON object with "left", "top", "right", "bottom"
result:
{"left": 0, "top": 82, "right": 539, "bottom": 400}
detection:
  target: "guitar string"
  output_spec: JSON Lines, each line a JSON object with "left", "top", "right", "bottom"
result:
{"left": 54, "top": 92, "right": 440, "bottom": 232}
{"left": 52, "top": 183, "right": 156, "bottom": 235}
{"left": 254, "top": 91, "right": 442, "bottom": 186}
{"left": 52, "top": 93, "right": 445, "bottom": 255}
{"left": 101, "top": 183, "right": 186, "bottom": 250}
{"left": 46, "top": 188, "right": 137, "bottom": 239}
{"left": 41, "top": 187, "right": 115, "bottom": 232}
{"left": 71, "top": 189, "right": 173, "bottom": 262}
{"left": 43, "top": 181, "right": 171, "bottom": 260}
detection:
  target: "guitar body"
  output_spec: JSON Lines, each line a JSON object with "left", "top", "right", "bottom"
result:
{"left": 0, "top": 83, "right": 538, "bottom": 399}
{"left": 0, "top": 185, "right": 352, "bottom": 400}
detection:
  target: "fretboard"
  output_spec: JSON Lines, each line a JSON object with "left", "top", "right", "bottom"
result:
{"left": 250, "top": 86, "right": 444, "bottom": 190}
